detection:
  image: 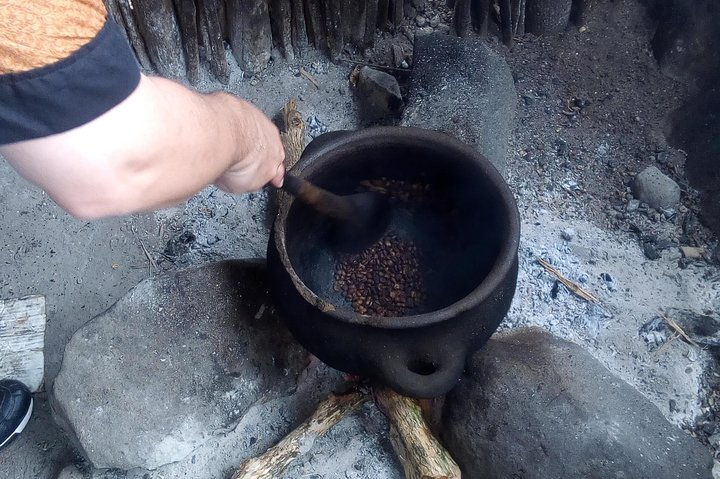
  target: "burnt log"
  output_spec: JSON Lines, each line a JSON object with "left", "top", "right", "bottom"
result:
{"left": 227, "top": 0, "right": 273, "bottom": 73}
{"left": 131, "top": 0, "right": 186, "bottom": 79}
{"left": 377, "top": 0, "right": 390, "bottom": 30}
{"left": 390, "top": 0, "right": 404, "bottom": 29}
{"left": 199, "top": 0, "right": 230, "bottom": 83}
{"left": 470, "top": 0, "right": 490, "bottom": 36}
{"left": 174, "top": 0, "right": 201, "bottom": 84}
{"left": 500, "top": 0, "right": 513, "bottom": 45}
{"left": 304, "top": 0, "right": 327, "bottom": 51}
{"left": 364, "top": 0, "right": 379, "bottom": 47}
{"left": 270, "top": 0, "right": 295, "bottom": 59}
{"left": 322, "top": 0, "right": 344, "bottom": 60}
{"left": 343, "top": 0, "right": 367, "bottom": 46}
{"left": 110, "top": 0, "right": 152, "bottom": 70}
{"left": 291, "top": 0, "right": 309, "bottom": 55}
{"left": 453, "top": 0, "right": 472, "bottom": 36}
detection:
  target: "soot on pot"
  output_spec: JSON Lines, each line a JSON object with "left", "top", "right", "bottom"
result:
{"left": 332, "top": 178, "right": 430, "bottom": 317}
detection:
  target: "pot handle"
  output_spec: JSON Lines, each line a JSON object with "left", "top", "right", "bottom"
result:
{"left": 375, "top": 349, "right": 467, "bottom": 399}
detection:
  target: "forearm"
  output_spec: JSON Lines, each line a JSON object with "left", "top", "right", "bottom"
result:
{"left": 1, "top": 74, "right": 275, "bottom": 218}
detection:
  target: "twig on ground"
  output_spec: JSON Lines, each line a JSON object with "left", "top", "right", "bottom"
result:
{"left": 654, "top": 332, "right": 679, "bottom": 356}
{"left": 299, "top": 68, "right": 320, "bottom": 89}
{"left": 536, "top": 257, "right": 599, "bottom": 303}
{"left": 658, "top": 310, "right": 701, "bottom": 349}
{"left": 340, "top": 59, "right": 407, "bottom": 72}
{"left": 232, "top": 390, "right": 368, "bottom": 478}
{"left": 138, "top": 239, "right": 158, "bottom": 272}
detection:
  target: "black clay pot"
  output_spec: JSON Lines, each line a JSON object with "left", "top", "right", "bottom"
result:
{"left": 267, "top": 127, "right": 520, "bottom": 398}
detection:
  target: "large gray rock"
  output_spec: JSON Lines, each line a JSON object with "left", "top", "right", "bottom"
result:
{"left": 633, "top": 166, "right": 681, "bottom": 209}
{"left": 356, "top": 66, "right": 403, "bottom": 124}
{"left": 402, "top": 33, "right": 516, "bottom": 177}
{"left": 53, "top": 261, "right": 308, "bottom": 471}
{"left": 440, "top": 328, "right": 713, "bottom": 479}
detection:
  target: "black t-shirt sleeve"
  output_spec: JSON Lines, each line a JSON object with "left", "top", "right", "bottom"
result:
{"left": 0, "top": 18, "right": 141, "bottom": 145}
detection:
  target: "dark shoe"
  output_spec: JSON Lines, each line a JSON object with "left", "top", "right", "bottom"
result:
{"left": 0, "top": 379, "right": 33, "bottom": 449}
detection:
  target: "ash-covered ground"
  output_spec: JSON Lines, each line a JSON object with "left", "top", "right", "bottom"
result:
{"left": 0, "top": 0, "right": 718, "bottom": 477}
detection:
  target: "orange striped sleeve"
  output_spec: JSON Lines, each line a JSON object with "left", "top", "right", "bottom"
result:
{"left": 0, "top": 0, "right": 107, "bottom": 74}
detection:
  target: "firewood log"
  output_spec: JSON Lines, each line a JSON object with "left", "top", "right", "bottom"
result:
{"left": 231, "top": 391, "right": 369, "bottom": 478}
{"left": 376, "top": 388, "right": 462, "bottom": 479}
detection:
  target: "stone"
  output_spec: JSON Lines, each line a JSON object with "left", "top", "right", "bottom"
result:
{"left": 440, "top": 328, "right": 714, "bottom": 479}
{"left": 401, "top": 33, "right": 516, "bottom": 177}
{"left": 415, "top": 15, "right": 427, "bottom": 27}
{"left": 633, "top": 166, "right": 681, "bottom": 210}
{"left": 627, "top": 199, "right": 641, "bottom": 212}
{"left": 53, "top": 261, "right": 308, "bottom": 471}
{"left": 355, "top": 66, "right": 403, "bottom": 124}
{"left": 525, "top": 0, "right": 573, "bottom": 35}
{"left": 560, "top": 227, "right": 575, "bottom": 241}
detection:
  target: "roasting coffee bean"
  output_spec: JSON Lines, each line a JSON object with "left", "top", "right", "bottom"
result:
{"left": 334, "top": 232, "right": 426, "bottom": 317}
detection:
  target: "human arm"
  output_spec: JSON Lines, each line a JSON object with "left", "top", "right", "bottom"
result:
{"left": 0, "top": 73, "right": 285, "bottom": 219}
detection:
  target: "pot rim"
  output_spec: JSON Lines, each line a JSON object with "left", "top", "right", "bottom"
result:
{"left": 273, "top": 126, "right": 520, "bottom": 329}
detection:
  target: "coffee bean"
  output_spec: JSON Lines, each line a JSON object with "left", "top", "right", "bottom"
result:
{"left": 334, "top": 232, "right": 426, "bottom": 317}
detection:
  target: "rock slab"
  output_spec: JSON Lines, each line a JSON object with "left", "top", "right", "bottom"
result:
{"left": 440, "top": 328, "right": 713, "bottom": 479}
{"left": 402, "top": 33, "right": 516, "bottom": 177}
{"left": 53, "top": 260, "right": 308, "bottom": 471}
{"left": 356, "top": 66, "right": 403, "bottom": 124}
{"left": 633, "top": 166, "right": 681, "bottom": 209}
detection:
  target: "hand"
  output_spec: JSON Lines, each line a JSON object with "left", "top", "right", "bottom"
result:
{"left": 215, "top": 97, "right": 285, "bottom": 193}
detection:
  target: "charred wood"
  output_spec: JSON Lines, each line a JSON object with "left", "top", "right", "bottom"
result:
{"left": 227, "top": 0, "right": 273, "bottom": 74}
{"left": 343, "top": 0, "right": 367, "bottom": 46}
{"left": 470, "top": 0, "right": 490, "bottom": 36}
{"left": 174, "top": 0, "right": 200, "bottom": 84}
{"left": 304, "top": 0, "right": 328, "bottom": 51}
{"left": 291, "top": 0, "right": 309, "bottom": 56}
{"left": 270, "top": 0, "right": 295, "bottom": 59}
{"left": 453, "top": 0, "right": 472, "bottom": 36}
{"left": 112, "top": 0, "right": 152, "bottom": 70}
{"left": 364, "top": 0, "right": 379, "bottom": 47}
{"left": 322, "top": 0, "right": 344, "bottom": 60}
{"left": 390, "top": 0, "right": 404, "bottom": 29}
{"left": 500, "top": 0, "right": 513, "bottom": 45}
{"left": 199, "top": 0, "right": 230, "bottom": 83}
{"left": 377, "top": 0, "right": 390, "bottom": 30}
{"left": 131, "top": 0, "right": 186, "bottom": 79}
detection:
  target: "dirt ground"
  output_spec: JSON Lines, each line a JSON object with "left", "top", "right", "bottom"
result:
{"left": 1, "top": 0, "right": 718, "bottom": 476}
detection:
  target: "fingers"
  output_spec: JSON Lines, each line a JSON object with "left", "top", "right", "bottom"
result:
{"left": 270, "top": 161, "right": 285, "bottom": 188}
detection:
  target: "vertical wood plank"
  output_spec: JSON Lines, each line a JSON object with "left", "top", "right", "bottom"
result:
{"left": 132, "top": 0, "right": 187, "bottom": 78}
{"left": 0, "top": 296, "right": 46, "bottom": 393}
{"left": 364, "top": 0, "right": 379, "bottom": 48}
{"left": 174, "top": 0, "right": 201, "bottom": 84}
{"left": 270, "top": 0, "right": 295, "bottom": 59}
{"left": 115, "top": 0, "right": 153, "bottom": 69}
{"left": 199, "top": 0, "right": 231, "bottom": 83}
{"left": 290, "top": 0, "right": 309, "bottom": 55}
